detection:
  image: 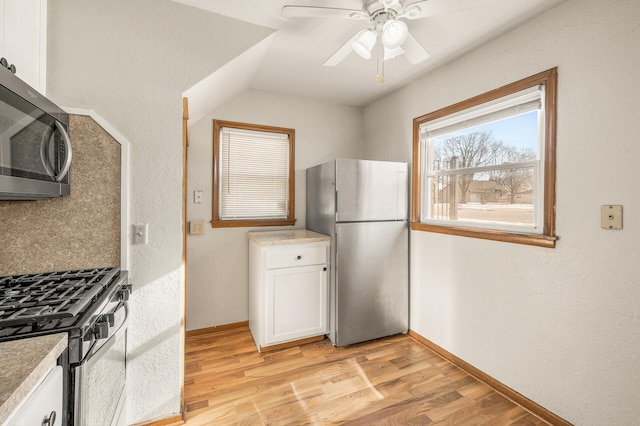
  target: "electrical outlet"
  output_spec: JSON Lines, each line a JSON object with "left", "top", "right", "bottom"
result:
{"left": 601, "top": 205, "right": 623, "bottom": 230}
{"left": 194, "top": 190, "right": 204, "bottom": 204}
{"left": 189, "top": 220, "right": 205, "bottom": 235}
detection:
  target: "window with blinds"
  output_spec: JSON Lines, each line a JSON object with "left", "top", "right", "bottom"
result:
{"left": 411, "top": 68, "right": 558, "bottom": 248}
{"left": 212, "top": 120, "right": 295, "bottom": 228}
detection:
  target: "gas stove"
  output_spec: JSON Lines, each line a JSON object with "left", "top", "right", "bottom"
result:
{"left": 0, "top": 268, "right": 120, "bottom": 327}
{"left": 0, "top": 267, "right": 129, "bottom": 345}
{"left": 0, "top": 267, "right": 130, "bottom": 425}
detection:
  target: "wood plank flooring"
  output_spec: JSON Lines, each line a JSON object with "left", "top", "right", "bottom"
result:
{"left": 184, "top": 326, "right": 549, "bottom": 425}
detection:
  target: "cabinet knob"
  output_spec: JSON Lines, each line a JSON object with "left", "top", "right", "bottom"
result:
{"left": 42, "top": 411, "right": 57, "bottom": 426}
{"left": 323, "top": 267, "right": 327, "bottom": 271}
{"left": 296, "top": 255, "right": 302, "bottom": 260}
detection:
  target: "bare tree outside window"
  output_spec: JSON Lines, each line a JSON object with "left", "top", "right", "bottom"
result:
{"left": 435, "top": 131, "right": 502, "bottom": 204}
{"left": 494, "top": 146, "right": 536, "bottom": 204}
{"left": 434, "top": 131, "right": 536, "bottom": 207}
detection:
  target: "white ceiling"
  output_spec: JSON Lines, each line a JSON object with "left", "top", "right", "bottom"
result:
{"left": 175, "top": 0, "right": 567, "bottom": 120}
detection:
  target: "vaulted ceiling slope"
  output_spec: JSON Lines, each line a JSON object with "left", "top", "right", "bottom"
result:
{"left": 49, "top": 0, "right": 273, "bottom": 134}
{"left": 174, "top": 0, "right": 568, "bottom": 124}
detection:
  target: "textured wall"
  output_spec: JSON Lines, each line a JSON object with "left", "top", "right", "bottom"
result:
{"left": 186, "top": 89, "right": 365, "bottom": 331}
{"left": 0, "top": 115, "right": 120, "bottom": 275}
{"left": 46, "top": 1, "right": 274, "bottom": 423}
{"left": 363, "top": 0, "right": 640, "bottom": 424}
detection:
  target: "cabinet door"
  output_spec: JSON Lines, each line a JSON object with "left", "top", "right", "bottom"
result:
{"left": 266, "top": 264, "right": 327, "bottom": 345}
{"left": 6, "top": 365, "right": 63, "bottom": 425}
{"left": 0, "top": 0, "right": 48, "bottom": 93}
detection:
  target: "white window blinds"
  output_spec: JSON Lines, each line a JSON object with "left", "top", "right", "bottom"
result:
{"left": 422, "top": 86, "right": 543, "bottom": 138}
{"left": 219, "top": 127, "right": 290, "bottom": 220}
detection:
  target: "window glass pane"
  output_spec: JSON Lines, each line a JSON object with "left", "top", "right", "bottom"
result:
{"left": 423, "top": 110, "right": 540, "bottom": 231}
{"left": 430, "top": 110, "right": 539, "bottom": 172}
{"left": 426, "top": 167, "right": 536, "bottom": 228}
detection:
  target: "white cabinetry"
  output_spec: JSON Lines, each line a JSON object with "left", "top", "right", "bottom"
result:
{"left": 248, "top": 230, "right": 330, "bottom": 352}
{"left": 0, "top": 0, "right": 47, "bottom": 93}
{"left": 0, "top": 333, "right": 67, "bottom": 426}
{"left": 4, "top": 365, "right": 63, "bottom": 426}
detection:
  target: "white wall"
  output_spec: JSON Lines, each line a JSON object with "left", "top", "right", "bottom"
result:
{"left": 186, "top": 89, "right": 364, "bottom": 330}
{"left": 46, "top": 1, "right": 273, "bottom": 423}
{"left": 363, "top": 0, "right": 640, "bottom": 424}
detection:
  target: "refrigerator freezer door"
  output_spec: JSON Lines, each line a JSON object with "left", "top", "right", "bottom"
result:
{"left": 336, "top": 158, "right": 408, "bottom": 222}
{"left": 334, "top": 221, "right": 408, "bottom": 346}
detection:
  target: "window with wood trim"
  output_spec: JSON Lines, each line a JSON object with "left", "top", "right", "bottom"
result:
{"left": 411, "top": 68, "right": 558, "bottom": 247}
{"left": 212, "top": 120, "right": 295, "bottom": 228}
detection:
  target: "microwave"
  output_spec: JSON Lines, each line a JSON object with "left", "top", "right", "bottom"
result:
{"left": 0, "top": 65, "right": 71, "bottom": 200}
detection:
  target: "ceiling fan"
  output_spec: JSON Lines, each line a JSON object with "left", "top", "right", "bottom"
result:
{"left": 282, "top": 0, "right": 433, "bottom": 82}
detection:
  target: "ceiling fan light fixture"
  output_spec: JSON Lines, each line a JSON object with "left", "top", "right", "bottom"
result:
{"left": 381, "top": 19, "right": 408, "bottom": 49}
{"left": 352, "top": 29, "right": 377, "bottom": 59}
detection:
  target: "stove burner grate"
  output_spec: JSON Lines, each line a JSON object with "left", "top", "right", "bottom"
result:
{"left": 0, "top": 267, "right": 119, "bottom": 328}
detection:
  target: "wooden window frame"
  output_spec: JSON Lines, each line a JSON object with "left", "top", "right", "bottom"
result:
{"left": 212, "top": 119, "right": 295, "bottom": 228}
{"left": 411, "top": 68, "right": 558, "bottom": 248}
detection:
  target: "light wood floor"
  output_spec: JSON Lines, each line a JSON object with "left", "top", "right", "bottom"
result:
{"left": 184, "top": 326, "right": 549, "bottom": 425}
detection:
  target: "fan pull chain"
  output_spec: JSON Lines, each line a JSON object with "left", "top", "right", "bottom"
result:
{"left": 376, "top": 37, "right": 385, "bottom": 83}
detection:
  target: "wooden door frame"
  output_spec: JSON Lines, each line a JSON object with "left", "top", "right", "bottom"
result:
{"left": 181, "top": 97, "right": 189, "bottom": 422}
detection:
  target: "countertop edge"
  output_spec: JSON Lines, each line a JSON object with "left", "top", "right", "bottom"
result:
{"left": 248, "top": 229, "right": 331, "bottom": 246}
{"left": 0, "top": 333, "right": 68, "bottom": 425}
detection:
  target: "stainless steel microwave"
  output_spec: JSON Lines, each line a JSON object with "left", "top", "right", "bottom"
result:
{"left": 0, "top": 65, "right": 71, "bottom": 200}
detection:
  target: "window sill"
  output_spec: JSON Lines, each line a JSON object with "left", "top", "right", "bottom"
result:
{"left": 211, "top": 219, "right": 296, "bottom": 228}
{"left": 410, "top": 222, "right": 557, "bottom": 248}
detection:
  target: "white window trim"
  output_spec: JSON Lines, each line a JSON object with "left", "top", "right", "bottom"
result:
{"left": 420, "top": 86, "right": 545, "bottom": 234}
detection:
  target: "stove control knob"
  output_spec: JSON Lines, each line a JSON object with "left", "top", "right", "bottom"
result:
{"left": 119, "top": 284, "right": 132, "bottom": 301}
{"left": 104, "top": 312, "right": 115, "bottom": 327}
{"left": 94, "top": 320, "right": 109, "bottom": 340}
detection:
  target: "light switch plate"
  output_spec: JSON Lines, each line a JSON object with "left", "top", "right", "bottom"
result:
{"left": 601, "top": 205, "right": 623, "bottom": 230}
{"left": 189, "top": 220, "right": 205, "bottom": 235}
{"left": 133, "top": 224, "right": 149, "bottom": 244}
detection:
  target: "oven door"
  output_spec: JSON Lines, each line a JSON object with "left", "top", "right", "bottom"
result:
{"left": 74, "top": 302, "right": 128, "bottom": 426}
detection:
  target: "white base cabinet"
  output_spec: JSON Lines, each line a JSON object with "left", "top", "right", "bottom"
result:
{"left": 248, "top": 231, "right": 330, "bottom": 352}
{"left": 4, "top": 365, "right": 63, "bottom": 426}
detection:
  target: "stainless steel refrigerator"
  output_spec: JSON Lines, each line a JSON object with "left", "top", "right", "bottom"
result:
{"left": 306, "top": 158, "right": 408, "bottom": 346}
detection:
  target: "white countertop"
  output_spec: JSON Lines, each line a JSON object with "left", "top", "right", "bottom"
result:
{"left": 248, "top": 229, "right": 330, "bottom": 246}
{"left": 0, "top": 333, "right": 67, "bottom": 424}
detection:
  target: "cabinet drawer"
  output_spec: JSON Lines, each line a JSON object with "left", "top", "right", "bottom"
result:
{"left": 267, "top": 245, "right": 327, "bottom": 269}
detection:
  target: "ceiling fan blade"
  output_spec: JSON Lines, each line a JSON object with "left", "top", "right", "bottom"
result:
{"left": 403, "top": 32, "right": 430, "bottom": 64}
{"left": 323, "top": 29, "right": 367, "bottom": 67}
{"left": 384, "top": 47, "right": 405, "bottom": 61}
{"left": 399, "top": 1, "right": 434, "bottom": 19}
{"left": 401, "top": 0, "right": 464, "bottom": 20}
{"left": 282, "top": 5, "right": 368, "bottom": 20}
